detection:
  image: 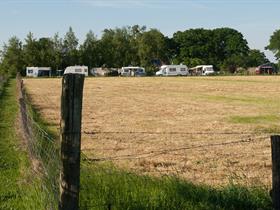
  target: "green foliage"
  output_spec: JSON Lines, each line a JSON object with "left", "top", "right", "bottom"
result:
{"left": 173, "top": 28, "right": 213, "bottom": 63}
{"left": 99, "top": 27, "right": 138, "bottom": 67}
{"left": 80, "top": 30, "right": 99, "bottom": 69}
{"left": 173, "top": 28, "right": 250, "bottom": 72}
{"left": 246, "top": 49, "right": 269, "bottom": 67}
{"left": 183, "top": 57, "right": 205, "bottom": 68}
{"left": 62, "top": 27, "right": 80, "bottom": 68}
{"left": 0, "top": 36, "right": 24, "bottom": 76}
{"left": 266, "top": 29, "right": 280, "bottom": 60}
{"left": 22, "top": 32, "right": 63, "bottom": 72}
{"left": 138, "top": 28, "right": 168, "bottom": 68}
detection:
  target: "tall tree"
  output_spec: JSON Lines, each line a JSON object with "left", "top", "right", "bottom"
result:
{"left": 266, "top": 29, "right": 280, "bottom": 60}
{"left": 52, "top": 33, "right": 63, "bottom": 70}
{"left": 23, "top": 32, "right": 39, "bottom": 66}
{"left": 80, "top": 30, "right": 99, "bottom": 69}
{"left": 213, "top": 28, "right": 249, "bottom": 70}
{"left": 138, "top": 29, "right": 168, "bottom": 71}
{"left": 36, "top": 37, "right": 56, "bottom": 67}
{"left": 99, "top": 26, "right": 141, "bottom": 67}
{"left": 0, "top": 36, "right": 24, "bottom": 76}
{"left": 172, "top": 27, "right": 249, "bottom": 72}
{"left": 62, "top": 27, "right": 79, "bottom": 68}
{"left": 246, "top": 49, "right": 269, "bottom": 67}
{"left": 173, "top": 28, "right": 212, "bottom": 65}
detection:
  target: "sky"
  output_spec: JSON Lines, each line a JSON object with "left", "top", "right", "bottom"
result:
{"left": 0, "top": 0, "right": 279, "bottom": 62}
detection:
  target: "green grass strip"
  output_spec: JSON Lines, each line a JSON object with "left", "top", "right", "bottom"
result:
{"left": 80, "top": 162, "right": 272, "bottom": 210}
{"left": 0, "top": 79, "right": 46, "bottom": 210}
{"left": 0, "top": 79, "right": 25, "bottom": 209}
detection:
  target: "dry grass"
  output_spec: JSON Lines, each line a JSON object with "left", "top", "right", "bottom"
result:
{"left": 23, "top": 76, "right": 280, "bottom": 186}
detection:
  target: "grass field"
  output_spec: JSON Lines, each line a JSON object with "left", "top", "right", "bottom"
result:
{"left": 24, "top": 76, "right": 280, "bottom": 186}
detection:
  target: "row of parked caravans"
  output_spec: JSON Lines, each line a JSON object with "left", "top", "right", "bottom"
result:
{"left": 26, "top": 66, "right": 89, "bottom": 77}
{"left": 119, "top": 65, "right": 215, "bottom": 76}
{"left": 26, "top": 65, "right": 214, "bottom": 77}
{"left": 155, "top": 65, "right": 215, "bottom": 76}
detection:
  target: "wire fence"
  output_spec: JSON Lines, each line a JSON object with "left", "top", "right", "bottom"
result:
{"left": 17, "top": 76, "right": 60, "bottom": 210}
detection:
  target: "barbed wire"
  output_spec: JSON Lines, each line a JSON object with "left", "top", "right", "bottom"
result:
{"left": 82, "top": 135, "right": 269, "bottom": 162}
{"left": 84, "top": 130, "right": 276, "bottom": 135}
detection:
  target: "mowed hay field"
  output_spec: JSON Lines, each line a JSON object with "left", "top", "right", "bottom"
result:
{"left": 24, "top": 76, "right": 280, "bottom": 186}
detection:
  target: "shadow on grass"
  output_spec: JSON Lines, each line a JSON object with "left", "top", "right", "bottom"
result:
{"left": 80, "top": 163, "right": 272, "bottom": 210}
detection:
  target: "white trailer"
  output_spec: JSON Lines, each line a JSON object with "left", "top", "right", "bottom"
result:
{"left": 26, "top": 67, "right": 51, "bottom": 77}
{"left": 156, "top": 65, "right": 188, "bottom": 76}
{"left": 120, "top": 66, "right": 145, "bottom": 76}
{"left": 64, "top": 66, "right": 88, "bottom": 76}
{"left": 189, "top": 65, "right": 214, "bottom": 76}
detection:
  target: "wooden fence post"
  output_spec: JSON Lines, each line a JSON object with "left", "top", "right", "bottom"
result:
{"left": 271, "top": 135, "right": 280, "bottom": 210}
{"left": 59, "top": 74, "right": 85, "bottom": 210}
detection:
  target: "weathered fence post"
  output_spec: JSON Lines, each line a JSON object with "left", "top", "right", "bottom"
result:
{"left": 59, "top": 74, "right": 85, "bottom": 210}
{"left": 271, "top": 135, "right": 280, "bottom": 210}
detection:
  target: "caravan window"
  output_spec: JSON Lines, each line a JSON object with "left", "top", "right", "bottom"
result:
{"left": 169, "top": 68, "right": 176, "bottom": 72}
{"left": 28, "top": 70, "right": 33, "bottom": 74}
{"left": 75, "top": 68, "right": 82, "bottom": 73}
{"left": 180, "top": 68, "right": 186, "bottom": 71}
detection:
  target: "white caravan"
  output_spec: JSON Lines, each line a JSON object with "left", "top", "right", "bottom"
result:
{"left": 26, "top": 67, "right": 51, "bottom": 77}
{"left": 120, "top": 66, "right": 145, "bottom": 76}
{"left": 156, "top": 65, "right": 188, "bottom": 76}
{"left": 64, "top": 66, "right": 88, "bottom": 76}
{"left": 191, "top": 65, "right": 214, "bottom": 76}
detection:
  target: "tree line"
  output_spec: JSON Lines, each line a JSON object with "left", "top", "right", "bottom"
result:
{"left": 0, "top": 25, "right": 275, "bottom": 77}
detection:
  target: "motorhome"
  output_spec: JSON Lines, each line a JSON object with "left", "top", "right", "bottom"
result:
{"left": 156, "top": 65, "right": 188, "bottom": 76}
{"left": 26, "top": 67, "right": 51, "bottom": 77}
{"left": 120, "top": 66, "right": 145, "bottom": 76}
{"left": 64, "top": 66, "right": 88, "bottom": 76}
{"left": 189, "top": 65, "right": 214, "bottom": 76}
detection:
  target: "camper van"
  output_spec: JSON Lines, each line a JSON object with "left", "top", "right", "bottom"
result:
{"left": 26, "top": 67, "right": 51, "bottom": 77}
{"left": 156, "top": 65, "right": 188, "bottom": 76}
{"left": 64, "top": 66, "right": 88, "bottom": 76}
{"left": 120, "top": 66, "right": 145, "bottom": 76}
{"left": 189, "top": 65, "right": 214, "bottom": 76}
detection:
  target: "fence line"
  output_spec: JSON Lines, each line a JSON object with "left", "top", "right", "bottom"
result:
{"left": 17, "top": 75, "right": 60, "bottom": 209}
